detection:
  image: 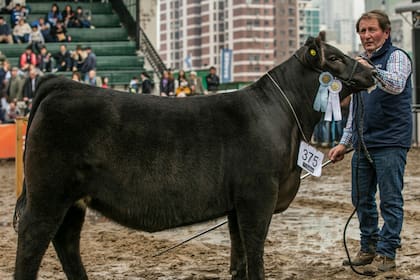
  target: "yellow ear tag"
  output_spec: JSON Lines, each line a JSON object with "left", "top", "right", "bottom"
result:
{"left": 310, "top": 49, "right": 317, "bottom": 56}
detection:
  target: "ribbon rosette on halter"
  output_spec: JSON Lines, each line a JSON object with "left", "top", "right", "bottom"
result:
{"left": 313, "top": 72, "right": 343, "bottom": 121}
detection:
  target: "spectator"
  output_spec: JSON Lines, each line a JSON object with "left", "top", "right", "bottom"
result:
{"left": 188, "top": 71, "right": 204, "bottom": 95}
{"left": 37, "top": 46, "right": 52, "bottom": 73}
{"left": 140, "top": 72, "right": 152, "bottom": 94}
{"left": 34, "top": 17, "right": 53, "bottom": 42}
{"left": 84, "top": 69, "right": 101, "bottom": 87}
{"left": 71, "top": 71, "right": 81, "bottom": 82}
{"left": 80, "top": 46, "right": 96, "bottom": 77}
{"left": 53, "top": 44, "right": 72, "bottom": 72}
{"left": 175, "top": 70, "right": 191, "bottom": 97}
{"left": 62, "top": 4, "right": 75, "bottom": 28}
{"left": 0, "top": 59, "right": 10, "bottom": 94}
{"left": 19, "top": 46, "right": 37, "bottom": 72}
{"left": 128, "top": 76, "right": 139, "bottom": 94}
{"left": 205, "top": 66, "right": 220, "bottom": 93}
{"left": 4, "top": 100, "right": 20, "bottom": 123}
{"left": 6, "top": 66, "right": 24, "bottom": 101}
{"left": 11, "top": 3, "right": 23, "bottom": 27}
{"left": 50, "top": 20, "right": 70, "bottom": 42}
{"left": 22, "top": 68, "right": 39, "bottom": 100}
{"left": 71, "top": 6, "right": 91, "bottom": 28}
{"left": 28, "top": 24, "right": 44, "bottom": 53}
{"left": 0, "top": 16, "right": 13, "bottom": 44}
{"left": 13, "top": 18, "right": 31, "bottom": 43}
{"left": 101, "top": 76, "right": 109, "bottom": 88}
{"left": 70, "top": 44, "right": 86, "bottom": 72}
{"left": 46, "top": 3, "right": 62, "bottom": 27}
{"left": 159, "top": 70, "right": 174, "bottom": 96}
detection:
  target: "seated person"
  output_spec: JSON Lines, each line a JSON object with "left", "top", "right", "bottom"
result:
{"left": 62, "top": 5, "right": 75, "bottom": 28}
{"left": 52, "top": 44, "right": 72, "bottom": 72}
{"left": 13, "top": 18, "right": 31, "bottom": 43}
{"left": 28, "top": 24, "right": 44, "bottom": 53}
{"left": 50, "top": 20, "right": 71, "bottom": 42}
{"left": 84, "top": 69, "right": 102, "bottom": 87}
{"left": 70, "top": 6, "right": 91, "bottom": 28}
{"left": 70, "top": 45, "right": 87, "bottom": 72}
{"left": 33, "top": 17, "right": 54, "bottom": 42}
{"left": 0, "top": 16, "right": 13, "bottom": 44}
{"left": 46, "top": 3, "right": 62, "bottom": 27}
{"left": 4, "top": 101, "right": 20, "bottom": 123}
{"left": 37, "top": 46, "right": 52, "bottom": 73}
{"left": 19, "top": 46, "right": 37, "bottom": 72}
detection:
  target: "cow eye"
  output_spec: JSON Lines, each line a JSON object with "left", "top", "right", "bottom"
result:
{"left": 329, "top": 56, "right": 339, "bottom": 62}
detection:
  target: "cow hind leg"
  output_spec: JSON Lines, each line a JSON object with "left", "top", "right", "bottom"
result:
{"left": 15, "top": 205, "right": 67, "bottom": 280}
{"left": 228, "top": 211, "right": 246, "bottom": 279}
{"left": 52, "top": 200, "right": 88, "bottom": 280}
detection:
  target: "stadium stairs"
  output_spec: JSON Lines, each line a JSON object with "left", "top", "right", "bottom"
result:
{"left": 1, "top": 0, "right": 147, "bottom": 87}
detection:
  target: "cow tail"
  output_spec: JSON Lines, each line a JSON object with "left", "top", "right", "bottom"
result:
{"left": 13, "top": 179, "right": 27, "bottom": 233}
{"left": 13, "top": 75, "right": 58, "bottom": 233}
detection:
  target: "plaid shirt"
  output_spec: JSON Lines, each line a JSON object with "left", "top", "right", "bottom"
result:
{"left": 339, "top": 50, "right": 412, "bottom": 146}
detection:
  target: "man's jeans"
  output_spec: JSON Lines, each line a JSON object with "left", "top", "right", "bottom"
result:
{"left": 351, "top": 147, "right": 407, "bottom": 259}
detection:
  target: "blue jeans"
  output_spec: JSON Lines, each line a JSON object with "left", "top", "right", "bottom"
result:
{"left": 351, "top": 147, "right": 407, "bottom": 259}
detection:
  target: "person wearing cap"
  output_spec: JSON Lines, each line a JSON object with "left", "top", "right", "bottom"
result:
{"left": 188, "top": 71, "right": 204, "bottom": 95}
{"left": 328, "top": 10, "right": 412, "bottom": 275}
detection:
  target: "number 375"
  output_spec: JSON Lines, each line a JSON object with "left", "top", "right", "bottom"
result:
{"left": 301, "top": 149, "right": 320, "bottom": 167}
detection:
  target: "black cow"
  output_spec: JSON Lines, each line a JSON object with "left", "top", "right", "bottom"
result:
{"left": 13, "top": 37, "right": 375, "bottom": 280}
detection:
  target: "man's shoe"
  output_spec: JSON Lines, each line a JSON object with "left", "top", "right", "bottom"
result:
{"left": 343, "top": 251, "right": 375, "bottom": 266}
{"left": 362, "top": 254, "right": 396, "bottom": 275}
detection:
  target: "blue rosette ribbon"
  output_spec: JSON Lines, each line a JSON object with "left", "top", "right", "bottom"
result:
{"left": 325, "top": 79, "right": 343, "bottom": 121}
{"left": 313, "top": 72, "right": 333, "bottom": 112}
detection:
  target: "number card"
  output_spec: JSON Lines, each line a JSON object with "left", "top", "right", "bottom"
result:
{"left": 297, "top": 141, "right": 324, "bottom": 177}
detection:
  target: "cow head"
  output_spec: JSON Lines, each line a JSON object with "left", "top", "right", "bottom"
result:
{"left": 299, "top": 36, "right": 376, "bottom": 92}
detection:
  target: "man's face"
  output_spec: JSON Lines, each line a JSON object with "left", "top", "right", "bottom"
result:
{"left": 358, "top": 18, "right": 389, "bottom": 55}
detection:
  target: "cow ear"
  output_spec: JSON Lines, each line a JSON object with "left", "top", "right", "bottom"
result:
{"left": 304, "top": 36, "right": 321, "bottom": 65}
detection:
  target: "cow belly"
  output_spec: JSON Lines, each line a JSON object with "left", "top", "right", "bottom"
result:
{"left": 85, "top": 172, "right": 232, "bottom": 232}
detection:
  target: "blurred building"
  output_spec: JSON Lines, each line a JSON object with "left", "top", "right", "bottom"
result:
{"left": 158, "top": 0, "right": 361, "bottom": 82}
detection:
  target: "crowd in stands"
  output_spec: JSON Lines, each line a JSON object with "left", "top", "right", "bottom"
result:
{"left": 0, "top": 43, "right": 103, "bottom": 123}
{"left": 0, "top": 2, "right": 93, "bottom": 45}
{"left": 130, "top": 67, "right": 219, "bottom": 97}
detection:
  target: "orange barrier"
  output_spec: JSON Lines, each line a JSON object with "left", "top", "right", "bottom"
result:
{"left": 15, "top": 118, "right": 28, "bottom": 197}
{"left": 0, "top": 124, "right": 17, "bottom": 159}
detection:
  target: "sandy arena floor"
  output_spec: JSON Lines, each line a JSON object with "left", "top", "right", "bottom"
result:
{"left": 1, "top": 148, "right": 419, "bottom": 279}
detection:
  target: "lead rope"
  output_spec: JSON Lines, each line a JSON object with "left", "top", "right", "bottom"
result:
{"left": 343, "top": 93, "right": 375, "bottom": 277}
{"left": 266, "top": 72, "right": 309, "bottom": 143}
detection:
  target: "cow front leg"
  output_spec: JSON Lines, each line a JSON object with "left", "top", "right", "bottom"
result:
{"left": 52, "top": 201, "right": 88, "bottom": 280}
{"left": 228, "top": 211, "right": 246, "bottom": 279}
{"left": 235, "top": 178, "right": 278, "bottom": 279}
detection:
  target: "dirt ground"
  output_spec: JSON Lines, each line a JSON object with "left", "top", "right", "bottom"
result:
{"left": 1, "top": 148, "right": 419, "bottom": 280}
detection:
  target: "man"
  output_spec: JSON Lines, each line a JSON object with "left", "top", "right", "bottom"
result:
{"left": 205, "top": 66, "right": 219, "bottom": 93}
{"left": 0, "top": 16, "right": 13, "bottom": 43}
{"left": 23, "top": 68, "right": 39, "bottom": 100}
{"left": 80, "top": 46, "right": 96, "bottom": 78}
{"left": 84, "top": 69, "right": 102, "bottom": 87}
{"left": 53, "top": 44, "right": 73, "bottom": 72}
{"left": 328, "top": 10, "right": 412, "bottom": 275}
{"left": 6, "top": 66, "right": 24, "bottom": 102}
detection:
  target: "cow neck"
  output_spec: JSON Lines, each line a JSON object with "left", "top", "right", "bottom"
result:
{"left": 266, "top": 72, "right": 309, "bottom": 143}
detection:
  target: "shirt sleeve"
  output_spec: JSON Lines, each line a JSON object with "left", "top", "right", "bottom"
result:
{"left": 339, "top": 95, "right": 353, "bottom": 147}
{"left": 375, "top": 50, "right": 412, "bottom": 95}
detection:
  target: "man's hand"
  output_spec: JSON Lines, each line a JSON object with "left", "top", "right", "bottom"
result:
{"left": 328, "top": 144, "right": 347, "bottom": 163}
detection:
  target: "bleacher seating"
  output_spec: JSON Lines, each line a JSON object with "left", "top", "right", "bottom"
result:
{"left": 0, "top": 0, "right": 147, "bottom": 87}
